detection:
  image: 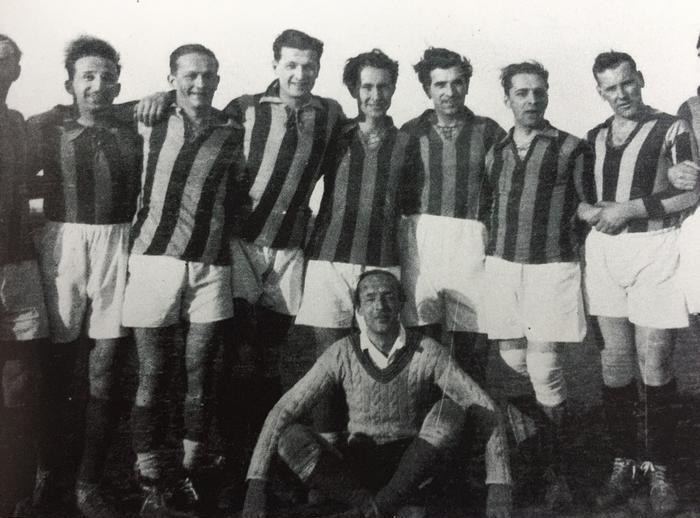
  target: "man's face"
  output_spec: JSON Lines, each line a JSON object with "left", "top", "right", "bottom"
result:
{"left": 354, "top": 66, "right": 395, "bottom": 120}
{"left": 0, "top": 41, "right": 20, "bottom": 88}
{"left": 273, "top": 47, "right": 320, "bottom": 101}
{"left": 66, "top": 56, "right": 120, "bottom": 115}
{"left": 595, "top": 61, "right": 645, "bottom": 119}
{"left": 168, "top": 52, "right": 220, "bottom": 114}
{"left": 356, "top": 273, "right": 402, "bottom": 336}
{"left": 427, "top": 66, "right": 469, "bottom": 118}
{"left": 505, "top": 73, "right": 549, "bottom": 129}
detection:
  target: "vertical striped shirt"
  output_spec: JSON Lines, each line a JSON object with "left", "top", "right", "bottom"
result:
{"left": 129, "top": 107, "right": 246, "bottom": 265}
{"left": 678, "top": 93, "right": 700, "bottom": 150}
{"left": 585, "top": 108, "right": 698, "bottom": 233}
{"left": 400, "top": 107, "right": 506, "bottom": 221}
{"left": 224, "top": 81, "right": 344, "bottom": 249}
{"left": 0, "top": 106, "right": 35, "bottom": 265}
{"left": 27, "top": 104, "right": 142, "bottom": 224}
{"left": 306, "top": 118, "right": 418, "bottom": 267}
{"left": 485, "top": 123, "right": 592, "bottom": 264}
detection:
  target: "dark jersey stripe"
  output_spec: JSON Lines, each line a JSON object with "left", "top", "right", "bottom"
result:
{"left": 130, "top": 122, "right": 169, "bottom": 249}
{"left": 274, "top": 99, "right": 331, "bottom": 248}
{"left": 365, "top": 130, "right": 396, "bottom": 266}
{"left": 143, "top": 141, "right": 200, "bottom": 255}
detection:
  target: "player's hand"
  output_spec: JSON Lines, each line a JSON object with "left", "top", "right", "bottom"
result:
{"left": 578, "top": 203, "right": 602, "bottom": 225}
{"left": 668, "top": 160, "right": 700, "bottom": 191}
{"left": 485, "top": 483, "right": 512, "bottom": 518}
{"left": 594, "top": 201, "right": 629, "bottom": 234}
{"left": 134, "top": 91, "right": 172, "bottom": 126}
{"left": 241, "top": 479, "right": 267, "bottom": 518}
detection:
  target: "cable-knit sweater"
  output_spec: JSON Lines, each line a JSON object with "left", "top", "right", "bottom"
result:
{"left": 247, "top": 330, "right": 511, "bottom": 485}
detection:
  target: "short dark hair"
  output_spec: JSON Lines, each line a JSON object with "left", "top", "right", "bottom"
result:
{"left": 413, "top": 47, "right": 472, "bottom": 91}
{"left": 0, "top": 34, "right": 21, "bottom": 63}
{"left": 592, "top": 51, "right": 637, "bottom": 81}
{"left": 169, "top": 44, "right": 219, "bottom": 74}
{"left": 65, "top": 35, "right": 120, "bottom": 80}
{"left": 353, "top": 270, "right": 405, "bottom": 308}
{"left": 342, "top": 49, "right": 399, "bottom": 95}
{"left": 500, "top": 61, "right": 549, "bottom": 95}
{"left": 272, "top": 29, "right": 323, "bottom": 61}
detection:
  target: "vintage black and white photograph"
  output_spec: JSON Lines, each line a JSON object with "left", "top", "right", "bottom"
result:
{"left": 1, "top": 1, "right": 700, "bottom": 517}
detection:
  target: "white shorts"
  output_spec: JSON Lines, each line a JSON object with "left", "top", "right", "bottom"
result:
{"left": 483, "top": 257, "right": 586, "bottom": 343}
{"left": 231, "top": 238, "right": 304, "bottom": 316}
{"left": 122, "top": 254, "right": 233, "bottom": 327}
{"left": 679, "top": 210, "right": 700, "bottom": 313}
{"left": 295, "top": 260, "right": 401, "bottom": 328}
{"left": 0, "top": 260, "right": 49, "bottom": 342}
{"left": 37, "top": 222, "right": 129, "bottom": 342}
{"left": 399, "top": 214, "right": 486, "bottom": 332}
{"left": 584, "top": 227, "right": 688, "bottom": 329}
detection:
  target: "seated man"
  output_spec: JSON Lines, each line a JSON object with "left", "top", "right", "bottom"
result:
{"left": 242, "top": 270, "right": 512, "bottom": 518}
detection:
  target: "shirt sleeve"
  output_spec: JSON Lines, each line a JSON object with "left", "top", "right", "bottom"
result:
{"left": 246, "top": 347, "right": 340, "bottom": 481}
{"left": 641, "top": 118, "right": 699, "bottom": 217}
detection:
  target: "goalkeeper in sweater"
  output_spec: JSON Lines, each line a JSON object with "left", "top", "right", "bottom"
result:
{"left": 242, "top": 270, "right": 512, "bottom": 518}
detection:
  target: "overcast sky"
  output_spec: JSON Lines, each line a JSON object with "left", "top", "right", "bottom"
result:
{"left": 2, "top": 0, "right": 699, "bottom": 138}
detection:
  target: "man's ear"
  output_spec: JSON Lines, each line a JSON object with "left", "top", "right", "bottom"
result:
{"left": 272, "top": 59, "right": 278, "bottom": 72}
{"left": 637, "top": 71, "right": 645, "bottom": 88}
{"left": 113, "top": 82, "right": 122, "bottom": 99}
{"left": 167, "top": 73, "right": 176, "bottom": 89}
{"left": 464, "top": 77, "right": 470, "bottom": 95}
{"left": 64, "top": 79, "right": 74, "bottom": 97}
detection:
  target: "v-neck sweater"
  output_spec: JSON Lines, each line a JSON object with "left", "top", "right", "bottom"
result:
{"left": 246, "top": 330, "right": 511, "bottom": 485}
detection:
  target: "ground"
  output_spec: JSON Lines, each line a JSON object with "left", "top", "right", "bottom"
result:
{"left": 4, "top": 322, "right": 700, "bottom": 518}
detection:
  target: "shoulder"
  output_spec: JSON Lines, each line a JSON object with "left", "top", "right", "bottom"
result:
{"left": 400, "top": 110, "right": 433, "bottom": 135}
{"left": 27, "top": 104, "right": 68, "bottom": 129}
{"left": 223, "top": 94, "right": 259, "bottom": 121}
{"left": 586, "top": 118, "right": 611, "bottom": 142}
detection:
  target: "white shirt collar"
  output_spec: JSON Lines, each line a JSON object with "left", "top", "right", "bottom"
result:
{"left": 358, "top": 323, "right": 406, "bottom": 370}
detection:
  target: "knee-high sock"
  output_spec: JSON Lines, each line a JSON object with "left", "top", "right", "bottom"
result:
{"left": 643, "top": 379, "right": 677, "bottom": 464}
{"left": 602, "top": 382, "right": 638, "bottom": 460}
{"left": 77, "top": 397, "right": 120, "bottom": 483}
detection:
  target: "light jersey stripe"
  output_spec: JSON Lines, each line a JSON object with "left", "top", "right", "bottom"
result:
{"left": 614, "top": 122, "right": 655, "bottom": 203}
{"left": 512, "top": 141, "right": 548, "bottom": 259}
{"left": 258, "top": 109, "right": 317, "bottom": 245}
{"left": 401, "top": 108, "right": 506, "bottom": 221}
{"left": 440, "top": 134, "right": 457, "bottom": 215}
{"left": 225, "top": 81, "right": 344, "bottom": 249}
{"left": 678, "top": 96, "right": 700, "bottom": 149}
{"left": 164, "top": 126, "right": 230, "bottom": 263}
{"left": 586, "top": 109, "right": 698, "bottom": 233}
{"left": 130, "top": 108, "right": 243, "bottom": 265}
{"left": 487, "top": 124, "right": 589, "bottom": 264}
{"left": 308, "top": 122, "right": 412, "bottom": 266}
{"left": 135, "top": 117, "right": 182, "bottom": 248}
{"left": 247, "top": 105, "right": 286, "bottom": 209}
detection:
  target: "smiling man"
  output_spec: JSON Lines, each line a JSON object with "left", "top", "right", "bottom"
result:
{"left": 579, "top": 51, "right": 698, "bottom": 514}
{"left": 482, "top": 61, "right": 592, "bottom": 511}
{"left": 242, "top": 270, "right": 512, "bottom": 518}
{"left": 26, "top": 35, "right": 141, "bottom": 518}
{"left": 121, "top": 43, "right": 246, "bottom": 517}
{"left": 294, "top": 49, "right": 418, "bottom": 438}
{"left": 214, "top": 29, "right": 345, "bottom": 495}
{"left": 400, "top": 48, "right": 506, "bottom": 383}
